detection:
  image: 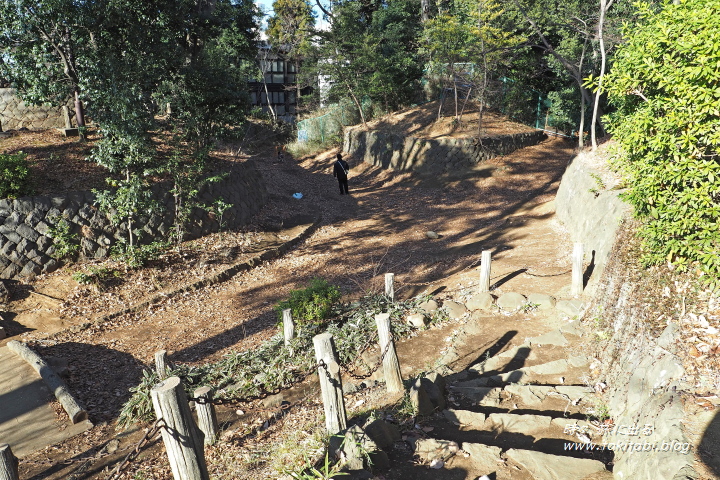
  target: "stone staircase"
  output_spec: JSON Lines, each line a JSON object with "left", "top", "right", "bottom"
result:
{"left": 398, "top": 321, "right": 615, "bottom": 480}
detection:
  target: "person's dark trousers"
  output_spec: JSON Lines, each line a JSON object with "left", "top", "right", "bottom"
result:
{"left": 338, "top": 177, "right": 349, "bottom": 194}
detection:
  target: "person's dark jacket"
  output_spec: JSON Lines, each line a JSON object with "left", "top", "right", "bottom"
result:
{"left": 333, "top": 159, "right": 350, "bottom": 180}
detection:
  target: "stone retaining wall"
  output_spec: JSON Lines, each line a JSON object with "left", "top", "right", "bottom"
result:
{"left": 555, "top": 149, "right": 630, "bottom": 288}
{"left": 555, "top": 149, "right": 694, "bottom": 479}
{"left": 589, "top": 227, "right": 695, "bottom": 480}
{"left": 0, "top": 88, "right": 69, "bottom": 131}
{"left": 343, "top": 128, "right": 546, "bottom": 173}
{"left": 0, "top": 160, "right": 267, "bottom": 280}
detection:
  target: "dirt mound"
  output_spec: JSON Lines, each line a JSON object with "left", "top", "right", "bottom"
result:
{"left": 364, "top": 100, "right": 535, "bottom": 139}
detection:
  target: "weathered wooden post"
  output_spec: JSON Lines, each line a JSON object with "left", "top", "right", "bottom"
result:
{"left": 571, "top": 242, "right": 584, "bottom": 296}
{"left": 193, "top": 387, "right": 218, "bottom": 446}
{"left": 375, "top": 313, "right": 403, "bottom": 393}
{"left": 283, "top": 309, "right": 295, "bottom": 346}
{"left": 155, "top": 350, "right": 170, "bottom": 380}
{"left": 0, "top": 444, "right": 19, "bottom": 480}
{"left": 313, "top": 333, "right": 347, "bottom": 435}
{"left": 151, "top": 376, "right": 209, "bottom": 480}
{"left": 479, "top": 250, "right": 492, "bottom": 292}
{"left": 61, "top": 105, "right": 73, "bottom": 129}
{"left": 385, "top": 273, "right": 395, "bottom": 302}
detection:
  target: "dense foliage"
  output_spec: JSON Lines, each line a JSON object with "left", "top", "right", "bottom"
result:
{"left": 604, "top": 0, "right": 720, "bottom": 281}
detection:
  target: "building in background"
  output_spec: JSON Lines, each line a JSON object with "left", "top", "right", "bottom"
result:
{"left": 248, "top": 43, "right": 310, "bottom": 123}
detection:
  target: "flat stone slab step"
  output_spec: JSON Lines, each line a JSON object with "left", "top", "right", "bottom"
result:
{"left": 443, "top": 409, "right": 597, "bottom": 435}
{"left": 462, "top": 356, "right": 591, "bottom": 387}
{"left": 449, "top": 383, "right": 596, "bottom": 414}
{"left": 506, "top": 448, "right": 609, "bottom": 480}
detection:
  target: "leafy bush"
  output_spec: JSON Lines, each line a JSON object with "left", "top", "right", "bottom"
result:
{"left": 275, "top": 278, "right": 342, "bottom": 327}
{"left": 603, "top": 0, "right": 720, "bottom": 282}
{"left": 111, "top": 241, "right": 170, "bottom": 268}
{"left": 0, "top": 152, "right": 30, "bottom": 198}
{"left": 47, "top": 217, "right": 80, "bottom": 260}
{"left": 72, "top": 266, "right": 122, "bottom": 291}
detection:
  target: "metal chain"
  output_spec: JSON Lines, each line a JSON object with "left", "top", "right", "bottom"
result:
{"left": 105, "top": 418, "right": 165, "bottom": 480}
{"left": 338, "top": 332, "right": 394, "bottom": 380}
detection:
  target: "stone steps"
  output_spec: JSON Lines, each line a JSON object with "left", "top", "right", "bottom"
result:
{"left": 463, "top": 355, "right": 592, "bottom": 387}
{"left": 447, "top": 383, "right": 596, "bottom": 416}
{"left": 403, "top": 324, "right": 613, "bottom": 479}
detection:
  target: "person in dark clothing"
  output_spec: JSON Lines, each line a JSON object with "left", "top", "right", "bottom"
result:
{"left": 333, "top": 153, "right": 350, "bottom": 195}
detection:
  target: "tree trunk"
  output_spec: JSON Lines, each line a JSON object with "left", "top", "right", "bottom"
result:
{"left": 591, "top": 0, "right": 610, "bottom": 149}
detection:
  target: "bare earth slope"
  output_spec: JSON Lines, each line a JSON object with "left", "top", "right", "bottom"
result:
{"left": 2, "top": 107, "right": 579, "bottom": 478}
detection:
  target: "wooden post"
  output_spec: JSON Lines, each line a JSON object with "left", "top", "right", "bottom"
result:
{"left": 155, "top": 350, "right": 169, "bottom": 380}
{"left": 479, "top": 250, "right": 492, "bottom": 292}
{"left": 282, "top": 309, "right": 295, "bottom": 346}
{"left": 375, "top": 313, "right": 403, "bottom": 393}
{"left": 385, "top": 273, "right": 395, "bottom": 302}
{"left": 6, "top": 341, "right": 87, "bottom": 424}
{"left": 0, "top": 444, "right": 19, "bottom": 480}
{"left": 571, "top": 242, "right": 584, "bottom": 296}
{"left": 61, "top": 105, "right": 73, "bottom": 129}
{"left": 193, "top": 387, "right": 218, "bottom": 446}
{"left": 313, "top": 333, "right": 347, "bottom": 435}
{"left": 151, "top": 376, "right": 209, "bottom": 480}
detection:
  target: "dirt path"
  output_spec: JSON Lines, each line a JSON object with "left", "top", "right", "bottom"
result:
{"left": 9, "top": 135, "right": 579, "bottom": 478}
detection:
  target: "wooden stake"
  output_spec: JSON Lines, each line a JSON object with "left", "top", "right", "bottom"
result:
{"left": 0, "top": 444, "right": 19, "bottom": 480}
{"left": 313, "top": 333, "right": 347, "bottom": 435}
{"left": 571, "top": 242, "right": 584, "bottom": 296}
{"left": 151, "top": 376, "right": 209, "bottom": 480}
{"left": 282, "top": 309, "right": 295, "bottom": 346}
{"left": 7, "top": 341, "right": 87, "bottom": 424}
{"left": 479, "top": 250, "right": 492, "bottom": 292}
{"left": 193, "top": 387, "right": 218, "bottom": 446}
{"left": 385, "top": 273, "right": 395, "bottom": 302}
{"left": 375, "top": 313, "right": 403, "bottom": 393}
{"left": 155, "top": 350, "right": 169, "bottom": 380}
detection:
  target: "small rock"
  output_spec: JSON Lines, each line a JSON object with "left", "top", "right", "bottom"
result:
{"left": 443, "top": 300, "right": 468, "bottom": 319}
{"left": 363, "top": 419, "right": 401, "bottom": 449}
{"left": 0, "top": 280, "right": 9, "bottom": 304}
{"left": 426, "top": 231, "right": 439, "bottom": 239}
{"left": 526, "top": 293, "right": 556, "bottom": 310}
{"left": 496, "top": 292, "right": 527, "bottom": 312}
{"left": 406, "top": 313, "right": 428, "bottom": 328}
{"left": 556, "top": 299, "right": 585, "bottom": 317}
{"left": 341, "top": 426, "right": 384, "bottom": 471}
{"left": 418, "top": 299, "right": 439, "bottom": 313}
{"left": 466, "top": 292, "right": 494, "bottom": 311}
{"left": 421, "top": 375, "right": 446, "bottom": 410}
{"left": 410, "top": 378, "right": 435, "bottom": 416}
{"left": 411, "top": 438, "right": 459, "bottom": 462}
{"left": 106, "top": 439, "right": 120, "bottom": 454}
{"left": 430, "top": 458, "right": 444, "bottom": 469}
{"left": 462, "top": 443, "right": 502, "bottom": 474}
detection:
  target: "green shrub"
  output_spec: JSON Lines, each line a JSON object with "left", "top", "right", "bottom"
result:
{"left": 275, "top": 278, "right": 341, "bottom": 327}
{"left": 72, "top": 266, "right": 123, "bottom": 291}
{"left": 47, "top": 217, "right": 80, "bottom": 260}
{"left": 603, "top": 0, "right": 720, "bottom": 283}
{"left": 0, "top": 152, "right": 30, "bottom": 198}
